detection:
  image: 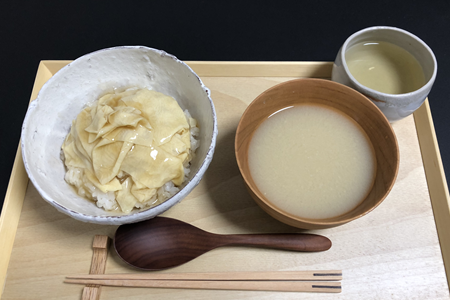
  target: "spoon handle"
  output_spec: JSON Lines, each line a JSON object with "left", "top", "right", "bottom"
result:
{"left": 219, "top": 233, "right": 331, "bottom": 252}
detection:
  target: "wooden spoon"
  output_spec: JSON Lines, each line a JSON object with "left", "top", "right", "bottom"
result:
{"left": 114, "top": 217, "right": 332, "bottom": 270}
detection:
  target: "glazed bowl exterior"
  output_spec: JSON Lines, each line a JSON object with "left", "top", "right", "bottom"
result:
{"left": 21, "top": 46, "right": 218, "bottom": 225}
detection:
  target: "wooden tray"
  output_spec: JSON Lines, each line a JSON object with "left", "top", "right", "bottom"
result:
{"left": 1, "top": 61, "right": 449, "bottom": 299}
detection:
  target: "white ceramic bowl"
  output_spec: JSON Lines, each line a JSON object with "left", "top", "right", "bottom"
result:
{"left": 21, "top": 46, "right": 218, "bottom": 225}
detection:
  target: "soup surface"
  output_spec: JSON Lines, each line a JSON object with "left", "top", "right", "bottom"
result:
{"left": 345, "top": 41, "right": 426, "bottom": 94}
{"left": 248, "top": 104, "right": 376, "bottom": 219}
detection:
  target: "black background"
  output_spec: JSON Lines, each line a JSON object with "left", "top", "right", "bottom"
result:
{"left": 0, "top": 1, "right": 449, "bottom": 212}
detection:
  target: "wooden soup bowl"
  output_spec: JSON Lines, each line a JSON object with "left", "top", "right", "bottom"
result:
{"left": 235, "top": 79, "right": 399, "bottom": 229}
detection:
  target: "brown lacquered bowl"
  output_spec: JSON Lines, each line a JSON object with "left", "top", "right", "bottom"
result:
{"left": 235, "top": 78, "right": 399, "bottom": 229}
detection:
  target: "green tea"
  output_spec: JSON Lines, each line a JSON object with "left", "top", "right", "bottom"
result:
{"left": 345, "top": 41, "right": 425, "bottom": 94}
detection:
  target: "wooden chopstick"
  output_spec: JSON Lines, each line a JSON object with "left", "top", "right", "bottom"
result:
{"left": 67, "top": 270, "right": 342, "bottom": 281}
{"left": 64, "top": 278, "right": 341, "bottom": 293}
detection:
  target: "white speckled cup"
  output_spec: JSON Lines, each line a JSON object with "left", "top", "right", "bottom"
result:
{"left": 331, "top": 26, "right": 437, "bottom": 122}
{"left": 21, "top": 46, "right": 218, "bottom": 225}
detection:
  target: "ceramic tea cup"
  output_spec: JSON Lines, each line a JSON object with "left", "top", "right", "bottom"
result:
{"left": 331, "top": 26, "right": 437, "bottom": 122}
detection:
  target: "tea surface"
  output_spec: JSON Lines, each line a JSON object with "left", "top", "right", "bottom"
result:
{"left": 345, "top": 41, "right": 425, "bottom": 94}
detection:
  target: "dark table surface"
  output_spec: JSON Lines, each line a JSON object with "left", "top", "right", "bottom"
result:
{"left": 1, "top": 1, "right": 449, "bottom": 213}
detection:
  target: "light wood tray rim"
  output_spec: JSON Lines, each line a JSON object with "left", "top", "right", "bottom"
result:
{"left": 1, "top": 60, "right": 449, "bottom": 296}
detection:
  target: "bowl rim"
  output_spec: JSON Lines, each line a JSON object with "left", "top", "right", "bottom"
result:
{"left": 21, "top": 45, "right": 218, "bottom": 225}
{"left": 235, "top": 78, "right": 399, "bottom": 228}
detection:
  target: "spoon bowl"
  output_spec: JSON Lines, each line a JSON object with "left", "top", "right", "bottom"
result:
{"left": 114, "top": 217, "right": 332, "bottom": 270}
